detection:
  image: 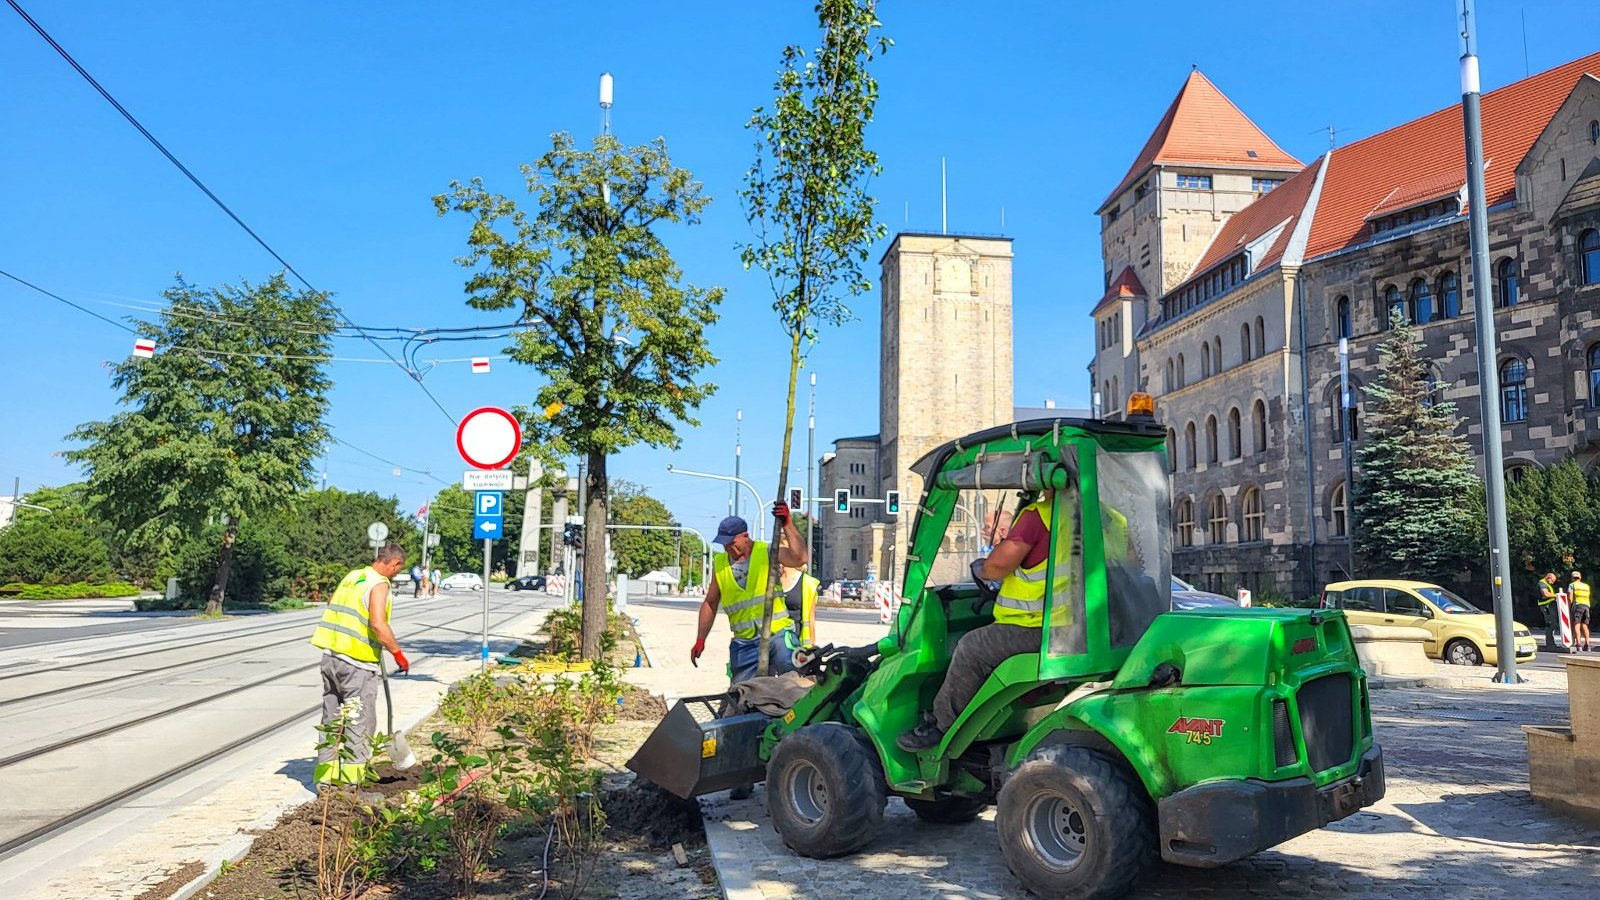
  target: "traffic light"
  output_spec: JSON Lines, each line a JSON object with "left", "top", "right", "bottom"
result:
{"left": 834, "top": 488, "right": 850, "bottom": 513}
{"left": 885, "top": 490, "right": 901, "bottom": 516}
{"left": 562, "top": 523, "right": 583, "bottom": 549}
{"left": 789, "top": 488, "right": 803, "bottom": 509}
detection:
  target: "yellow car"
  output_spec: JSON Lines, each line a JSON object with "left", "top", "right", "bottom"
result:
{"left": 1319, "top": 579, "right": 1537, "bottom": 666}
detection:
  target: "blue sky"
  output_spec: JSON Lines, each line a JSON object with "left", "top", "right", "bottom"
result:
{"left": 4, "top": 1, "right": 1599, "bottom": 543}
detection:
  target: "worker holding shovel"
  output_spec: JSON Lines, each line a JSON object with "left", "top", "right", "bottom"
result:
{"left": 310, "top": 542, "right": 412, "bottom": 784}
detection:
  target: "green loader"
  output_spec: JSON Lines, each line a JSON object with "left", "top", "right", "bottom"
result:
{"left": 629, "top": 408, "right": 1384, "bottom": 899}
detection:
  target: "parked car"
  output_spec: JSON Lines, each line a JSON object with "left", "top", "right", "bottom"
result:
{"left": 1319, "top": 579, "right": 1537, "bottom": 666}
{"left": 505, "top": 575, "right": 546, "bottom": 591}
{"left": 1170, "top": 575, "right": 1239, "bottom": 611}
{"left": 837, "top": 580, "right": 864, "bottom": 601}
{"left": 440, "top": 572, "right": 485, "bottom": 592}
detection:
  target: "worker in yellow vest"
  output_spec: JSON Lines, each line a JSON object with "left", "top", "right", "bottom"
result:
{"left": 780, "top": 565, "right": 821, "bottom": 644}
{"left": 691, "top": 503, "right": 809, "bottom": 683}
{"left": 899, "top": 491, "right": 1130, "bottom": 752}
{"left": 310, "top": 543, "right": 410, "bottom": 784}
{"left": 1569, "top": 570, "right": 1591, "bottom": 652}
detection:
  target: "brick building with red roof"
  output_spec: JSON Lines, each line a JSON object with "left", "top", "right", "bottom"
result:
{"left": 1090, "top": 52, "right": 1600, "bottom": 599}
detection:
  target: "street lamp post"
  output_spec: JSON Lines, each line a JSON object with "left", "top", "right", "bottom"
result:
{"left": 665, "top": 465, "right": 766, "bottom": 539}
{"left": 807, "top": 373, "right": 817, "bottom": 576}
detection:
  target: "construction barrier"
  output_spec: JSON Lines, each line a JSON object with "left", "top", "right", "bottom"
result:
{"left": 825, "top": 581, "right": 842, "bottom": 604}
{"left": 546, "top": 575, "right": 565, "bottom": 597}
{"left": 875, "top": 582, "right": 901, "bottom": 624}
{"left": 1559, "top": 591, "right": 1574, "bottom": 650}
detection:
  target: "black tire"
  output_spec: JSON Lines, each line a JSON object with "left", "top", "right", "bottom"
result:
{"left": 904, "top": 795, "right": 990, "bottom": 824}
{"left": 996, "top": 745, "right": 1154, "bottom": 900}
{"left": 1444, "top": 638, "right": 1484, "bottom": 666}
{"left": 765, "top": 723, "right": 887, "bottom": 858}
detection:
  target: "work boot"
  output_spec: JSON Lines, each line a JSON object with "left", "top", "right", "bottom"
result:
{"left": 896, "top": 721, "right": 945, "bottom": 752}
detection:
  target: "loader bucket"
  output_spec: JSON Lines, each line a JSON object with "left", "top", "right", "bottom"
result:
{"left": 625, "top": 694, "right": 769, "bottom": 799}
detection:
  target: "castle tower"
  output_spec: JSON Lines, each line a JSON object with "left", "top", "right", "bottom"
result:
{"left": 879, "top": 233, "right": 1014, "bottom": 577}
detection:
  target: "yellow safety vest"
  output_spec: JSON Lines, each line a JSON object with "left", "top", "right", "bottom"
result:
{"left": 714, "top": 541, "right": 795, "bottom": 640}
{"left": 310, "top": 566, "right": 391, "bottom": 664}
{"left": 1572, "top": 581, "right": 1592, "bottom": 606}
{"left": 1537, "top": 580, "right": 1556, "bottom": 606}
{"left": 786, "top": 572, "right": 821, "bottom": 643}
{"left": 994, "top": 499, "right": 1129, "bottom": 627}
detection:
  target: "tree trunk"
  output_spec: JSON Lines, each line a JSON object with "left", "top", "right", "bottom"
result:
{"left": 205, "top": 515, "right": 238, "bottom": 615}
{"left": 580, "top": 450, "right": 610, "bottom": 660}
{"left": 757, "top": 331, "right": 805, "bottom": 676}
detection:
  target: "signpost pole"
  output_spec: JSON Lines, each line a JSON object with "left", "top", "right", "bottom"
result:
{"left": 481, "top": 537, "right": 491, "bottom": 670}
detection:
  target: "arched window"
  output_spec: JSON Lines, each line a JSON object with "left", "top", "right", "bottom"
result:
{"left": 1331, "top": 393, "right": 1359, "bottom": 442}
{"left": 1205, "top": 415, "right": 1219, "bottom": 464}
{"left": 1496, "top": 257, "right": 1520, "bottom": 307}
{"left": 1228, "top": 407, "right": 1242, "bottom": 460}
{"left": 1507, "top": 463, "right": 1531, "bottom": 485}
{"left": 1167, "top": 427, "right": 1177, "bottom": 472}
{"left": 1177, "top": 353, "right": 1186, "bottom": 387}
{"left": 1241, "top": 323, "right": 1252, "bottom": 362}
{"left": 1255, "top": 316, "right": 1266, "bottom": 356}
{"left": 1242, "top": 488, "right": 1264, "bottom": 542}
{"left": 1176, "top": 498, "right": 1195, "bottom": 548}
{"left": 1252, "top": 399, "right": 1267, "bottom": 453}
{"left": 1102, "top": 381, "right": 1110, "bottom": 412}
{"left": 1201, "top": 342, "right": 1212, "bottom": 377}
{"left": 1591, "top": 120, "right": 1600, "bottom": 145}
{"left": 1208, "top": 494, "right": 1228, "bottom": 544}
{"left": 1110, "top": 376, "right": 1119, "bottom": 411}
{"left": 1214, "top": 337, "right": 1222, "bottom": 371}
{"left": 1331, "top": 483, "right": 1347, "bottom": 537}
{"left": 1184, "top": 421, "right": 1197, "bottom": 469}
{"left": 1420, "top": 369, "right": 1441, "bottom": 408}
{"left": 1165, "top": 358, "right": 1174, "bottom": 392}
{"left": 1409, "top": 278, "right": 1434, "bottom": 325}
{"left": 1384, "top": 285, "right": 1404, "bottom": 326}
{"left": 1500, "top": 358, "right": 1528, "bottom": 423}
{"left": 1582, "top": 230, "right": 1600, "bottom": 286}
{"left": 1588, "top": 344, "right": 1600, "bottom": 408}
{"left": 1337, "top": 296, "right": 1351, "bottom": 339}
{"left": 1438, "top": 272, "right": 1459, "bottom": 318}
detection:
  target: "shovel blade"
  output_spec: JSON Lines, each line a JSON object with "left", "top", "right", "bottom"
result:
{"left": 625, "top": 695, "right": 769, "bottom": 799}
{"left": 391, "top": 732, "right": 418, "bottom": 771}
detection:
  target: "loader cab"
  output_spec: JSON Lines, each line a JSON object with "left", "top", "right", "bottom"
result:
{"left": 856, "top": 415, "right": 1172, "bottom": 786}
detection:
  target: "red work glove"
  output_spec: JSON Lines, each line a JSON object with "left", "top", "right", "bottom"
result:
{"left": 772, "top": 500, "right": 791, "bottom": 525}
{"left": 392, "top": 649, "right": 410, "bottom": 675}
{"left": 690, "top": 638, "right": 705, "bottom": 667}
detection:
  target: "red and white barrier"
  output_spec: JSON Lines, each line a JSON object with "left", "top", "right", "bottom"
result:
{"left": 825, "top": 581, "right": 842, "bottom": 604}
{"left": 1558, "top": 591, "right": 1574, "bottom": 650}
{"left": 546, "top": 575, "right": 565, "bottom": 597}
{"left": 875, "top": 582, "right": 901, "bottom": 624}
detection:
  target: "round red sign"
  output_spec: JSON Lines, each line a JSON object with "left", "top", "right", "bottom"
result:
{"left": 455, "top": 407, "right": 522, "bottom": 470}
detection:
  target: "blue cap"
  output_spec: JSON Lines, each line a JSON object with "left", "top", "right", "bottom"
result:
{"left": 713, "top": 515, "right": 749, "bottom": 547}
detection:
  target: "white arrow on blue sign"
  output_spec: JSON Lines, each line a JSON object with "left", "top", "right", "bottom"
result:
{"left": 473, "top": 516, "right": 501, "bottom": 540}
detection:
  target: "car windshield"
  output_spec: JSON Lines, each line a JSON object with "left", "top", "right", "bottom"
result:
{"left": 1416, "top": 587, "right": 1484, "bottom": 614}
{"left": 1172, "top": 575, "right": 1195, "bottom": 592}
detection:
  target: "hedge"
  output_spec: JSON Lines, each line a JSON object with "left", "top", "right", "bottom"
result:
{"left": 2, "top": 581, "right": 141, "bottom": 600}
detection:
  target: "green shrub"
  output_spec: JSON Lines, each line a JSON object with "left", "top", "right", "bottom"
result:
{"left": 267, "top": 597, "right": 311, "bottom": 611}
{"left": 3, "top": 581, "right": 139, "bottom": 600}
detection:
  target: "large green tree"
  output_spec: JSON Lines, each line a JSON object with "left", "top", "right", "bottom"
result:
{"left": 1503, "top": 460, "right": 1600, "bottom": 613}
{"left": 67, "top": 274, "right": 337, "bottom": 613}
{"left": 608, "top": 480, "right": 676, "bottom": 578}
{"left": 436, "top": 133, "right": 722, "bottom": 657}
{"left": 1352, "top": 311, "right": 1479, "bottom": 578}
{"left": 740, "top": 0, "right": 889, "bottom": 672}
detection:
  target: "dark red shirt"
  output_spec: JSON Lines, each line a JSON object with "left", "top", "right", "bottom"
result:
{"left": 1006, "top": 508, "right": 1050, "bottom": 570}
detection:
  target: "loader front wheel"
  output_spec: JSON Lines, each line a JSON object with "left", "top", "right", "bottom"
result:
{"left": 904, "top": 795, "right": 990, "bottom": 824}
{"left": 766, "top": 724, "right": 886, "bottom": 858}
{"left": 996, "top": 745, "right": 1153, "bottom": 900}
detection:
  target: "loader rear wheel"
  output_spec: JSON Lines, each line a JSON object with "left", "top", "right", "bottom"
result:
{"left": 904, "top": 795, "right": 990, "bottom": 824}
{"left": 766, "top": 723, "right": 886, "bottom": 858}
{"left": 997, "top": 745, "right": 1153, "bottom": 900}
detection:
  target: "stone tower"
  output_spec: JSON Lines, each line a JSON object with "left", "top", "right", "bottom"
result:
{"left": 879, "top": 233, "right": 1015, "bottom": 574}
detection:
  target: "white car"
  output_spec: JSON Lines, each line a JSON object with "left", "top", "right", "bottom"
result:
{"left": 440, "top": 572, "right": 484, "bottom": 591}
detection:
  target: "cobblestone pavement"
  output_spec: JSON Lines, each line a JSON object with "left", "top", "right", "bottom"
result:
{"left": 702, "top": 685, "right": 1600, "bottom": 899}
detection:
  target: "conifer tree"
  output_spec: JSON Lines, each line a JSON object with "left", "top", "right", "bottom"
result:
{"left": 1352, "top": 311, "right": 1479, "bottom": 578}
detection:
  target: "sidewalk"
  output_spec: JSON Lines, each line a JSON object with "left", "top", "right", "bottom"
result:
{"left": 633, "top": 629, "right": 1598, "bottom": 900}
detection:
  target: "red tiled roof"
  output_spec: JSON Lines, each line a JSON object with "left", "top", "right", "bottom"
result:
{"left": 1303, "top": 51, "right": 1600, "bottom": 260}
{"left": 1093, "top": 266, "right": 1147, "bottom": 313}
{"left": 1178, "top": 157, "right": 1325, "bottom": 289}
{"left": 1100, "top": 70, "right": 1303, "bottom": 211}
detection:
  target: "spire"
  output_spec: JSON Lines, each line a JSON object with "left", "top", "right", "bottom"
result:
{"left": 1099, "top": 70, "right": 1302, "bottom": 212}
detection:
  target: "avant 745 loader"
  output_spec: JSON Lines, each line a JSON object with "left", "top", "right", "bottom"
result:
{"left": 630, "top": 402, "right": 1384, "bottom": 899}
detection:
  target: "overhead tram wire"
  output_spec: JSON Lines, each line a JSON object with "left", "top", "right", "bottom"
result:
{"left": 1, "top": 268, "right": 138, "bottom": 335}
{"left": 5, "top": 0, "right": 458, "bottom": 423}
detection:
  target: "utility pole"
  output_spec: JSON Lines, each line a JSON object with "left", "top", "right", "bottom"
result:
{"left": 1459, "top": 0, "right": 1522, "bottom": 684}
{"left": 733, "top": 408, "right": 743, "bottom": 518}
{"left": 807, "top": 372, "right": 817, "bottom": 575}
{"left": 1339, "top": 337, "right": 1355, "bottom": 577}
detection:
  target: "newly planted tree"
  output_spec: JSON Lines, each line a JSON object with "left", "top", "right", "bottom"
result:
{"left": 741, "top": 0, "right": 890, "bottom": 672}
{"left": 1352, "top": 311, "right": 1478, "bottom": 578}
{"left": 67, "top": 275, "right": 336, "bottom": 613}
{"left": 436, "top": 133, "right": 722, "bottom": 658}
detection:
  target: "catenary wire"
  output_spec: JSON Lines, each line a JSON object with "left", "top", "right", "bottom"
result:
{"left": 5, "top": 0, "right": 458, "bottom": 423}
{"left": 0, "top": 268, "right": 138, "bottom": 335}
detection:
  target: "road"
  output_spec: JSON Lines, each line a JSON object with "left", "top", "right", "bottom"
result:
{"left": 0, "top": 587, "right": 557, "bottom": 898}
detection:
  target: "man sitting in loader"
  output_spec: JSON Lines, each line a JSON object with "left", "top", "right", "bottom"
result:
{"left": 691, "top": 502, "right": 809, "bottom": 683}
{"left": 898, "top": 489, "right": 1128, "bottom": 752}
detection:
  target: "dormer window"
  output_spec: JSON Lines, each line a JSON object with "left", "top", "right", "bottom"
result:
{"left": 1176, "top": 174, "right": 1213, "bottom": 190}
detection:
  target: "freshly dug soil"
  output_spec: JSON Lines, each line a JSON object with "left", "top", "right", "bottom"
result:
{"left": 617, "top": 686, "right": 668, "bottom": 721}
{"left": 603, "top": 780, "right": 706, "bottom": 850}
{"left": 131, "top": 860, "right": 204, "bottom": 900}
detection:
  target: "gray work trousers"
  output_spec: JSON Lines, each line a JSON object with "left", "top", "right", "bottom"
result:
{"left": 317, "top": 654, "right": 379, "bottom": 781}
{"left": 933, "top": 623, "right": 1039, "bottom": 731}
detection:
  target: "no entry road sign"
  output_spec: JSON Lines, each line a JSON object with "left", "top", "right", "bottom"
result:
{"left": 456, "top": 407, "right": 521, "bottom": 470}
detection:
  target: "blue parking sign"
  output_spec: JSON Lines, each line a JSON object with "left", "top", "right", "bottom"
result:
{"left": 475, "top": 491, "right": 503, "bottom": 516}
{"left": 473, "top": 515, "right": 503, "bottom": 540}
